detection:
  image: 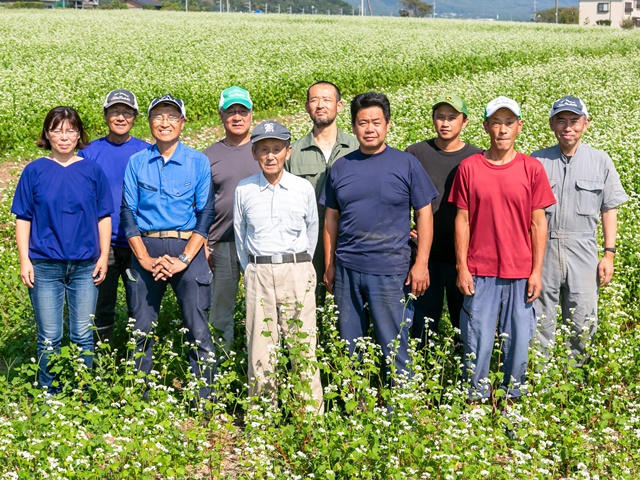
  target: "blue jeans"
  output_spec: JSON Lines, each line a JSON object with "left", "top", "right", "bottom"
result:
{"left": 460, "top": 276, "right": 536, "bottom": 400}
{"left": 411, "top": 260, "right": 462, "bottom": 347}
{"left": 128, "top": 237, "right": 216, "bottom": 399}
{"left": 29, "top": 260, "right": 98, "bottom": 393}
{"left": 334, "top": 262, "right": 414, "bottom": 381}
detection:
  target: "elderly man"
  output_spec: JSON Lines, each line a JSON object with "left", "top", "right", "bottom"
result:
{"left": 532, "top": 96, "right": 628, "bottom": 364}
{"left": 121, "top": 94, "right": 216, "bottom": 400}
{"left": 203, "top": 86, "right": 259, "bottom": 353}
{"left": 79, "top": 89, "right": 150, "bottom": 345}
{"left": 234, "top": 120, "right": 322, "bottom": 411}
{"left": 322, "top": 91, "right": 438, "bottom": 381}
{"left": 450, "top": 96, "right": 555, "bottom": 402}
{"left": 286, "top": 81, "right": 359, "bottom": 301}
{"left": 406, "top": 94, "right": 481, "bottom": 347}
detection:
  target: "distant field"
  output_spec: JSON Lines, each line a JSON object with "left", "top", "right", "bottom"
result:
{"left": 1, "top": 10, "right": 640, "bottom": 479}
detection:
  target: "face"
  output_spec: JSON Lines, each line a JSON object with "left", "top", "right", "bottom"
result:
{"left": 550, "top": 112, "right": 590, "bottom": 153}
{"left": 433, "top": 104, "right": 468, "bottom": 141}
{"left": 105, "top": 103, "right": 136, "bottom": 137}
{"left": 252, "top": 138, "right": 291, "bottom": 179}
{"left": 352, "top": 106, "right": 390, "bottom": 155}
{"left": 220, "top": 103, "right": 252, "bottom": 137}
{"left": 45, "top": 120, "right": 80, "bottom": 155}
{"left": 483, "top": 108, "right": 522, "bottom": 152}
{"left": 149, "top": 104, "right": 184, "bottom": 144}
{"left": 306, "top": 84, "right": 343, "bottom": 127}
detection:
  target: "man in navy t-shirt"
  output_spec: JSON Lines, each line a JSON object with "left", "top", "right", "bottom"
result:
{"left": 321, "top": 91, "right": 438, "bottom": 380}
{"left": 79, "top": 89, "right": 150, "bottom": 345}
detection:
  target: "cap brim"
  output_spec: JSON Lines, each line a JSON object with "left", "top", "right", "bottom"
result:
{"left": 550, "top": 107, "right": 586, "bottom": 117}
{"left": 221, "top": 99, "right": 253, "bottom": 110}
{"left": 251, "top": 134, "right": 290, "bottom": 143}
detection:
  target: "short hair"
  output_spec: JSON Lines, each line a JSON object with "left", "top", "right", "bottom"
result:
{"left": 252, "top": 139, "right": 291, "bottom": 152}
{"left": 306, "top": 81, "right": 342, "bottom": 102}
{"left": 37, "top": 106, "right": 89, "bottom": 151}
{"left": 350, "top": 91, "right": 391, "bottom": 125}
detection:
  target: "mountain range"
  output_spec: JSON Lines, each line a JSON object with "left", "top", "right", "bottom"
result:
{"left": 351, "top": 0, "right": 577, "bottom": 19}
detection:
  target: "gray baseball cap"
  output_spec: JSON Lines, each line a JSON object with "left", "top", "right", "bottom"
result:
{"left": 148, "top": 94, "right": 187, "bottom": 118}
{"left": 250, "top": 120, "right": 291, "bottom": 143}
{"left": 103, "top": 89, "right": 139, "bottom": 112}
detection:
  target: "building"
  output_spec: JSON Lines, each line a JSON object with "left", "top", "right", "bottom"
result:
{"left": 124, "top": 0, "right": 162, "bottom": 8}
{"left": 579, "top": 0, "right": 640, "bottom": 26}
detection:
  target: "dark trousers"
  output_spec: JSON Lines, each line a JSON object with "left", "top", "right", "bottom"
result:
{"left": 94, "top": 246, "right": 132, "bottom": 345}
{"left": 128, "top": 237, "right": 216, "bottom": 399}
{"left": 411, "top": 260, "right": 462, "bottom": 348}
{"left": 334, "top": 262, "right": 414, "bottom": 381}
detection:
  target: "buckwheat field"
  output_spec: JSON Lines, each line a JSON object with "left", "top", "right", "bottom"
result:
{"left": 0, "top": 10, "right": 639, "bottom": 479}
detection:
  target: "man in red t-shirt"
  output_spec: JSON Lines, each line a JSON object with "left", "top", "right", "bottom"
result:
{"left": 449, "top": 96, "right": 555, "bottom": 403}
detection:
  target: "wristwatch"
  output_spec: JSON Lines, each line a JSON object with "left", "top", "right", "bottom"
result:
{"left": 604, "top": 247, "right": 617, "bottom": 254}
{"left": 178, "top": 253, "right": 191, "bottom": 266}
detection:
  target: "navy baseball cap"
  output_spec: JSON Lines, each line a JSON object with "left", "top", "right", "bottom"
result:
{"left": 104, "top": 89, "right": 139, "bottom": 112}
{"left": 251, "top": 120, "right": 291, "bottom": 143}
{"left": 148, "top": 94, "right": 187, "bottom": 118}
{"left": 549, "top": 96, "right": 589, "bottom": 118}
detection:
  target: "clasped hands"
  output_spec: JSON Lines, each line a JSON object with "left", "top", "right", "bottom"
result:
{"left": 141, "top": 254, "right": 187, "bottom": 281}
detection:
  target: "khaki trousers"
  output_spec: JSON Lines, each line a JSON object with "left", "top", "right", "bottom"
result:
{"left": 244, "top": 261, "right": 323, "bottom": 411}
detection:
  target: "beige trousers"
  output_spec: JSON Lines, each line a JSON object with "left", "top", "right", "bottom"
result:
{"left": 244, "top": 261, "right": 323, "bottom": 412}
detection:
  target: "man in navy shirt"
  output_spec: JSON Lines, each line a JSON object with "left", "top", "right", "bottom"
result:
{"left": 321, "top": 91, "right": 438, "bottom": 381}
{"left": 121, "top": 94, "right": 217, "bottom": 400}
{"left": 79, "top": 89, "right": 150, "bottom": 345}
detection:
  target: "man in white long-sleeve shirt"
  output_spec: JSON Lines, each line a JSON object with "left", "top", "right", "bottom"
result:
{"left": 234, "top": 120, "right": 322, "bottom": 412}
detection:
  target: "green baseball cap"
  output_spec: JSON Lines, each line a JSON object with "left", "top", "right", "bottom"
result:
{"left": 432, "top": 94, "right": 469, "bottom": 117}
{"left": 219, "top": 86, "right": 253, "bottom": 111}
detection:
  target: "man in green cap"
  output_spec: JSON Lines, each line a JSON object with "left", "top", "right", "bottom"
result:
{"left": 285, "top": 81, "right": 359, "bottom": 302}
{"left": 203, "top": 86, "right": 260, "bottom": 355}
{"left": 405, "top": 95, "right": 482, "bottom": 348}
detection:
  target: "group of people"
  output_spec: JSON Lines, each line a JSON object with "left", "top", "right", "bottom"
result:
{"left": 12, "top": 82, "right": 627, "bottom": 410}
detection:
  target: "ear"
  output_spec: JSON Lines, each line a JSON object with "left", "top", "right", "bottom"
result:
{"left": 584, "top": 117, "right": 591, "bottom": 130}
{"left": 482, "top": 121, "right": 490, "bottom": 134}
{"left": 336, "top": 98, "right": 344, "bottom": 114}
{"left": 516, "top": 119, "right": 523, "bottom": 135}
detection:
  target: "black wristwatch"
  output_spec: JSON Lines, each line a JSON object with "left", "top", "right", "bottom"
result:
{"left": 604, "top": 247, "right": 617, "bottom": 255}
{"left": 178, "top": 253, "right": 191, "bottom": 266}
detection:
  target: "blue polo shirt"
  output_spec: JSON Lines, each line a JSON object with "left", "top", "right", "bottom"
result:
{"left": 121, "top": 141, "right": 215, "bottom": 238}
{"left": 11, "top": 157, "right": 113, "bottom": 261}
{"left": 321, "top": 146, "right": 438, "bottom": 275}
{"left": 79, "top": 136, "right": 150, "bottom": 248}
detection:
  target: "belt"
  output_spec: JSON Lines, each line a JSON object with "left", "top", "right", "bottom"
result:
{"left": 141, "top": 230, "right": 193, "bottom": 240}
{"left": 548, "top": 230, "right": 595, "bottom": 239}
{"left": 249, "top": 252, "right": 311, "bottom": 264}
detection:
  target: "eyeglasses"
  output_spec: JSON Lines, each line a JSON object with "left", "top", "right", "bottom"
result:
{"left": 223, "top": 109, "right": 251, "bottom": 117}
{"left": 150, "top": 114, "right": 183, "bottom": 124}
{"left": 107, "top": 109, "right": 135, "bottom": 119}
{"left": 48, "top": 129, "right": 79, "bottom": 138}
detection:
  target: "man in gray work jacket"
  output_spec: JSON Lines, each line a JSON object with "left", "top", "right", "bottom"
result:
{"left": 285, "top": 81, "right": 358, "bottom": 301}
{"left": 532, "top": 96, "right": 628, "bottom": 365}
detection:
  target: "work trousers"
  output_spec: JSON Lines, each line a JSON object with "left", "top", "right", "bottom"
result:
{"left": 536, "top": 235, "right": 599, "bottom": 364}
{"left": 460, "top": 276, "right": 535, "bottom": 400}
{"left": 128, "top": 237, "right": 216, "bottom": 399}
{"left": 244, "top": 261, "right": 323, "bottom": 411}
{"left": 94, "top": 246, "right": 132, "bottom": 345}
{"left": 208, "top": 241, "right": 241, "bottom": 353}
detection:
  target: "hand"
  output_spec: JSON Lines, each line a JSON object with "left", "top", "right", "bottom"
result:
{"left": 409, "top": 227, "right": 418, "bottom": 241}
{"left": 207, "top": 252, "right": 215, "bottom": 271}
{"left": 93, "top": 256, "right": 109, "bottom": 285}
{"left": 456, "top": 268, "right": 475, "bottom": 296}
{"left": 152, "top": 255, "right": 187, "bottom": 281}
{"left": 406, "top": 262, "right": 430, "bottom": 297}
{"left": 598, "top": 255, "right": 614, "bottom": 287}
{"left": 324, "top": 264, "right": 336, "bottom": 295}
{"left": 526, "top": 272, "right": 542, "bottom": 303}
{"left": 138, "top": 254, "right": 157, "bottom": 274}
{"left": 20, "top": 258, "right": 34, "bottom": 288}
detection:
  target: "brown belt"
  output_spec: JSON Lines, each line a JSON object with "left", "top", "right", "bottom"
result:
{"left": 141, "top": 230, "right": 193, "bottom": 240}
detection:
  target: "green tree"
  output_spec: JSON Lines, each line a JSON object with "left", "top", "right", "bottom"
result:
{"left": 535, "top": 6, "right": 578, "bottom": 24}
{"left": 398, "top": 0, "right": 432, "bottom": 17}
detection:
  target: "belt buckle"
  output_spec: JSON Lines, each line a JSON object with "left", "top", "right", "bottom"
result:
{"left": 271, "top": 254, "right": 283, "bottom": 264}
{"left": 158, "top": 230, "right": 169, "bottom": 238}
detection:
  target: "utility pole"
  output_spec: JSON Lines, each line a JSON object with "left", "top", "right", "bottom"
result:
{"left": 248, "top": 0, "right": 251, "bottom": 12}
{"left": 433, "top": 0, "right": 436, "bottom": 18}
{"left": 533, "top": 0, "right": 536, "bottom": 22}
{"left": 265, "top": 2, "right": 267, "bottom": 13}
{"left": 555, "top": 0, "right": 559, "bottom": 23}
{"left": 185, "top": 0, "right": 188, "bottom": 12}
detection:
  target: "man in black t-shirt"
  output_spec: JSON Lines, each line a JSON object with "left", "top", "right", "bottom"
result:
{"left": 406, "top": 95, "right": 482, "bottom": 348}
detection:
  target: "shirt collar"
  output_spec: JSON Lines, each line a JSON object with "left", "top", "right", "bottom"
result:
{"left": 258, "top": 170, "right": 291, "bottom": 191}
{"left": 149, "top": 141, "right": 185, "bottom": 165}
{"left": 299, "top": 128, "right": 352, "bottom": 151}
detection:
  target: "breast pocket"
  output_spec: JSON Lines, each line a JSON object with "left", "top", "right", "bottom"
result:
{"left": 575, "top": 179, "right": 604, "bottom": 217}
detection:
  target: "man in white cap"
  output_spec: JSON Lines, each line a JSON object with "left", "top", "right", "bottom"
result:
{"left": 203, "top": 86, "right": 260, "bottom": 355}
{"left": 79, "top": 89, "right": 150, "bottom": 345}
{"left": 532, "top": 96, "right": 628, "bottom": 364}
{"left": 234, "top": 120, "right": 323, "bottom": 411}
{"left": 450, "top": 96, "right": 555, "bottom": 402}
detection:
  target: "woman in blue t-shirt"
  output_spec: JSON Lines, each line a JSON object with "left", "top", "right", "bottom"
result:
{"left": 11, "top": 106, "right": 113, "bottom": 395}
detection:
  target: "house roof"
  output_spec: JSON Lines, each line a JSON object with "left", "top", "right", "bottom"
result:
{"left": 127, "top": 0, "right": 162, "bottom": 6}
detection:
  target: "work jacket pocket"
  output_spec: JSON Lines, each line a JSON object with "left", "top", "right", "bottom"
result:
{"left": 575, "top": 179, "right": 604, "bottom": 217}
